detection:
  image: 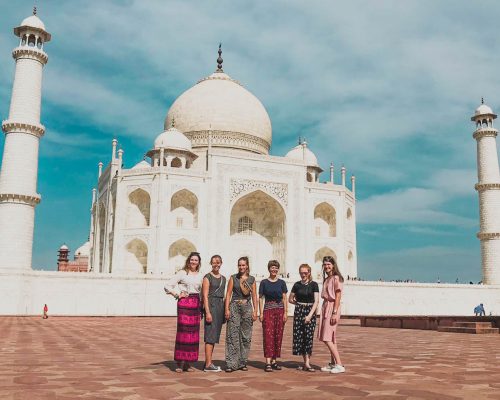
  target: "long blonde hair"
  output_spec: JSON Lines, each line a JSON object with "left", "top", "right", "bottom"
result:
{"left": 322, "top": 256, "right": 344, "bottom": 282}
{"left": 299, "top": 263, "right": 313, "bottom": 282}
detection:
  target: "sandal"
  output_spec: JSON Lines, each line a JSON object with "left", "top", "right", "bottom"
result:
{"left": 175, "top": 367, "right": 183, "bottom": 373}
{"left": 264, "top": 364, "right": 273, "bottom": 372}
{"left": 271, "top": 362, "right": 281, "bottom": 371}
{"left": 304, "top": 366, "right": 315, "bottom": 372}
{"left": 225, "top": 368, "right": 235, "bottom": 373}
{"left": 240, "top": 366, "right": 248, "bottom": 371}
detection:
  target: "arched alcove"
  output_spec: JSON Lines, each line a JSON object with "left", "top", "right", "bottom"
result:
{"left": 170, "top": 189, "right": 198, "bottom": 228}
{"left": 125, "top": 239, "right": 148, "bottom": 274}
{"left": 230, "top": 190, "right": 286, "bottom": 277}
{"left": 168, "top": 238, "right": 196, "bottom": 272}
{"left": 314, "top": 202, "right": 336, "bottom": 237}
{"left": 314, "top": 246, "right": 337, "bottom": 279}
{"left": 127, "top": 188, "right": 150, "bottom": 227}
{"left": 171, "top": 157, "right": 182, "bottom": 168}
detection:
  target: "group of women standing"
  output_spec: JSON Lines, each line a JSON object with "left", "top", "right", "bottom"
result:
{"left": 164, "top": 253, "right": 345, "bottom": 374}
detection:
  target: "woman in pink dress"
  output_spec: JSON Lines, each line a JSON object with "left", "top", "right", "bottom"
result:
{"left": 317, "top": 255, "right": 345, "bottom": 374}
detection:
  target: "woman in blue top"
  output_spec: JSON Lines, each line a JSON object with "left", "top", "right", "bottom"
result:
{"left": 258, "top": 260, "right": 288, "bottom": 372}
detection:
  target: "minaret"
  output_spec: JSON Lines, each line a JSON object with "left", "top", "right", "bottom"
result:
{"left": 471, "top": 100, "right": 500, "bottom": 285}
{"left": 0, "top": 9, "right": 51, "bottom": 271}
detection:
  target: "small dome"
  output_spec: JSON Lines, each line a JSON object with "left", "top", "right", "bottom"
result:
{"left": 59, "top": 244, "right": 69, "bottom": 250}
{"left": 154, "top": 127, "right": 192, "bottom": 151}
{"left": 131, "top": 160, "right": 150, "bottom": 170}
{"left": 475, "top": 104, "right": 494, "bottom": 116}
{"left": 286, "top": 143, "right": 319, "bottom": 167}
{"left": 19, "top": 15, "right": 46, "bottom": 31}
{"left": 165, "top": 71, "right": 272, "bottom": 154}
{"left": 75, "top": 241, "right": 90, "bottom": 257}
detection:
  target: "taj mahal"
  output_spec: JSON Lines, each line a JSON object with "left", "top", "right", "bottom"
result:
{"left": 0, "top": 9, "right": 499, "bottom": 317}
{"left": 89, "top": 44, "right": 357, "bottom": 280}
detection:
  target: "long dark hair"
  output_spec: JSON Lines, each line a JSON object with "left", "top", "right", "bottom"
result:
{"left": 322, "top": 256, "right": 344, "bottom": 282}
{"left": 237, "top": 256, "right": 250, "bottom": 278}
{"left": 183, "top": 252, "right": 201, "bottom": 273}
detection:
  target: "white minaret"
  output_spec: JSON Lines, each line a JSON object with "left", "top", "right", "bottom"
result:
{"left": 0, "top": 9, "right": 51, "bottom": 271}
{"left": 472, "top": 100, "right": 500, "bottom": 285}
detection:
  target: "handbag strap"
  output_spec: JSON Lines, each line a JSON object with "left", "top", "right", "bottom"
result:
{"left": 208, "top": 274, "right": 224, "bottom": 298}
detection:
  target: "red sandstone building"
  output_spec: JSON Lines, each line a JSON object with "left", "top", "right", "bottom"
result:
{"left": 57, "top": 243, "right": 90, "bottom": 272}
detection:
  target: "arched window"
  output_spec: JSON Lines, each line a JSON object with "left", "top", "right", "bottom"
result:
{"left": 306, "top": 172, "right": 313, "bottom": 182}
{"left": 347, "top": 208, "right": 352, "bottom": 220}
{"left": 21, "top": 35, "right": 27, "bottom": 46}
{"left": 36, "top": 38, "right": 43, "bottom": 49}
{"left": 28, "top": 35, "right": 36, "bottom": 47}
{"left": 238, "top": 216, "right": 253, "bottom": 235}
{"left": 171, "top": 157, "right": 182, "bottom": 168}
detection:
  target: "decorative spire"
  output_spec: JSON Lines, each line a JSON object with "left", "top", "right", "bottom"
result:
{"left": 481, "top": 97, "right": 484, "bottom": 105}
{"left": 216, "top": 43, "right": 223, "bottom": 72}
{"left": 298, "top": 136, "right": 302, "bottom": 145}
{"left": 33, "top": 6, "right": 37, "bottom": 15}
{"left": 171, "top": 117, "right": 175, "bottom": 128}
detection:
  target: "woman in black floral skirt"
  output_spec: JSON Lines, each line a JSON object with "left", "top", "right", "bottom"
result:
{"left": 288, "top": 264, "right": 320, "bottom": 371}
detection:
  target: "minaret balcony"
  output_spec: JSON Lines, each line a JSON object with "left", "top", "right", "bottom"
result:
{"left": 2, "top": 120, "right": 45, "bottom": 138}
{"left": 475, "top": 183, "right": 500, "bottom": 192}
{"left": 12, "top": 46, "right": 48, "bottom": 64}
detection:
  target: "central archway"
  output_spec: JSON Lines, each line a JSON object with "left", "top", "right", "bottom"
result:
{"left": 168, "top": 239, "right": 196, "bottom": 273}
{"left": 230, "top": 190, "right": 286, "bottom": 278}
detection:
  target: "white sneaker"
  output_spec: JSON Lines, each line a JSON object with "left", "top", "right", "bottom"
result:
{"left": 320, "top": 363, "right": 335, "bottom": 372}
{"left": 330, "top": 364, "right": 346, "bottom": 374}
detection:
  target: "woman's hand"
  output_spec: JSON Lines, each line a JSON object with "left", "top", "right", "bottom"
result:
{"left": 330, "top": 314, "right": 338, "bottom": 326}
{"left": 252, "top": 313, "right": 258, "bottom": 322}
{"left": 259, "top": 314, "right": 264, "bottom": 323}
{"left": 179, "top": 291, "right": 188, "bottom": 299}
{"left": 205, "top": 313, "right": 212, "bottom": 323}
{"left": 283, "top": 314, "right": 288, "bottom": 323}
{"left": 225, "top": 309, "right": 230, "bottom": 321}
{"left": 304, "top": 315, "right": 312, "bottom": 324}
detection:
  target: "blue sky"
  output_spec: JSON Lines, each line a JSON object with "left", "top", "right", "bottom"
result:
{"left": 1, "top": 0, "right": 499, "bottom": 282}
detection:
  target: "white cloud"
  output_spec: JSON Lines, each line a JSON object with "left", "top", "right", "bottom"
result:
{"left": 357, "top": 187, "right": 476, "bottom": 227}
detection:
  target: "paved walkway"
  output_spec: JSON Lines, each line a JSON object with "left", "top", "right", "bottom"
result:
{"left": 0, "top": 317, "right": 499, "bottom": 399}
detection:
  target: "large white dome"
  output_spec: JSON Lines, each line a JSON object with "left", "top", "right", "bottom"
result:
{"left": 165, "top": 71, "right": 272, "bottom": 154}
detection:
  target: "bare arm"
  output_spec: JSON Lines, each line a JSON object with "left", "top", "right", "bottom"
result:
{"left": 224, "top": 277, "right": 233, "bottom": 320}
{"left": 330, "top": 290, "right": 342, "bottom": 325}
{"left": 259, "top": 295, "right": 265, "bottom": 322}
{"left": 282, "top": 292, "right": 288, "bottom": 322}
{"left": 202, "top": 277, "right": 212, "bottom": 322}
{"left": 306, "top": 292, "right": 320, "bottom": 322}
{"left": 252, "top": 281, "right": 258, "bottom": 321}
{"left": 288, "top": 291, "right": 296, "bottom": 305}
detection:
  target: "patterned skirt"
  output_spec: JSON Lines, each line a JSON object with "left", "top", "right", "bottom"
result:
{"left": 293, "top": 303, "right": 316, "bottom": 356}
{"left": 175, "top": 294, "right": 201, "bottom": 362}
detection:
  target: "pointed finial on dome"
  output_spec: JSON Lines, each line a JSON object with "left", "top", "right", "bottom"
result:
{"left": 33, "top": 5, "right": 37, "bottom": 15}
{"left": 298, "top": 136, "right": 302, "bottom": 145}
{"left": 216, "top": 43, "right": 224, "bottom": 72}
{"left": 481, "top": 97, "right": 484, "bottom": 105}
{"left": 171, "top": 117, "right": 175, "bottom": 128}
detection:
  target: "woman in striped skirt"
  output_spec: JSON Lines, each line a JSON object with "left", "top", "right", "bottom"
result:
{"left": 164, "top": 252, "right": 203, "bottom": 372}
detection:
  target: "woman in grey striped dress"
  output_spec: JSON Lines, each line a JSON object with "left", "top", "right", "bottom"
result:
{"left": 202, "top": 255, "right": 226, "bottom": 372}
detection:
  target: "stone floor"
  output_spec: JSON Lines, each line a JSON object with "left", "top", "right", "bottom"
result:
{"left": 1, "top": 317, "right": 499, "bottom": 400}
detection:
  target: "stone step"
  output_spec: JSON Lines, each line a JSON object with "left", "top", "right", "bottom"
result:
{"left": 438, "top": 326, "right": 499, "bottom": 334}
{"left": 452, "top": 321, "right": 493, "bottom": 328}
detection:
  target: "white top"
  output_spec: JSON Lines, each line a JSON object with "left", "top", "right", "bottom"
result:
{"left": 164, "top": 270, "right": 203, "bottom": 295}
